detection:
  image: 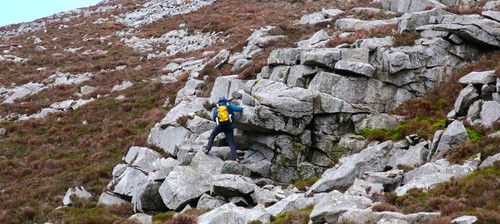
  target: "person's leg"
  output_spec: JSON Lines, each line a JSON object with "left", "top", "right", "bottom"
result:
{"left": 205, "top": 126, "right": 222, "bottom": 152}
{"left": 223, "top": 127, "right": 239, "bottom": 161}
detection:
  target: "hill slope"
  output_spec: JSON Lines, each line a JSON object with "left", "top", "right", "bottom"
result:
{"left": 0, "top": 0, "right": 499, "bottom": 223}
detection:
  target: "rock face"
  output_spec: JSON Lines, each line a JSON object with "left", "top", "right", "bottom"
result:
{"left": 91, "top": 1, "right": 500, "bottom": 223}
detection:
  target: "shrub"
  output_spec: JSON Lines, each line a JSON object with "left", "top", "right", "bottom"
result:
{"left": 372, "top": 202, "right": 400, "bottom": 212}
{"left": 446, "top": 136, "right": 500, "bottom": 164}
{"left": 176, "top": 115, "right": 193, "bottom": 127}
{"left": 393, "top": 31, "right": 420, "bottom": 47}
{"left": 445, "top": 5, "right": 484, "bottom": 15}
{"left": 165, "top": 215, "right": 195, "bottom": 224}
{"left": 428, "top": 217, "right": 453, "bottom": 224}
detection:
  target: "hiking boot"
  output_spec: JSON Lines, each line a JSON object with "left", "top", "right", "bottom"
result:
{"left": 202, "top": 147, "right": 209, "bottom": 154}
{"left": 236, "top": 159, "right": 241, "bottom": 164}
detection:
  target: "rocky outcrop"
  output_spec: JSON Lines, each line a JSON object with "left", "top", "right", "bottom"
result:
{"left": 416, "top": 14, "right": 500, "bottom": 47}
{"left": 93, "top": 2, "right": 500, "bottom": 223}
{"left": 117, "top": 0, "right": 217, "bottom": 27}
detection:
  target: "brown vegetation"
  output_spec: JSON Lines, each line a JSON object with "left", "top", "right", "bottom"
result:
{"left": 383, "top": 164, "right": 500, "bottom": 223}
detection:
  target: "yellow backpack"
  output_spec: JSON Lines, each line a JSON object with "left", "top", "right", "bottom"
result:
{"left": 216, "top": 104, "right": 231, "bottom": 125}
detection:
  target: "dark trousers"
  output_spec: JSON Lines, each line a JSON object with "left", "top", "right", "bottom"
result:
{"left": 206, "top": 125, "right": 238, "bottom": 161}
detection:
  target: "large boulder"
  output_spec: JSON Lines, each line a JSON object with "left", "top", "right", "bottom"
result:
{"left": 147, "top": 125, "right": 192, "bottom": 156}
{"left": 235, "top": 105, "right": 312, "bottom": 136}
{"left": 252, "top": 80, "right": 314, "bottom": 118}
{"left": 309, "top": 71, "right": 401, "bottom": 112}
{"left": 110, "top": 167, "right": 149, "bottom": 197}
{"left": 196, "top": 193, "right": 226, "bottom": 210}
{"left": 212, "top": 174, "right": 257, "bottom": 198}
{"left": 159, "top": 166, "right": 212, "bottom": 210}
{"left": 454, "top": 84, "right": 480, "bottom": 116}
{"left": 123, "top": 146, "right": 163, "bottom": 173}
{"left": 98, "top": 191, "right": 130, "bottom": 206}
{"left": 432, "top": 120, "right": 469, "bottom": 161}
{"left": 306, "top": 141, "right": 394, "bottom": 195}
{"left": 197, "top": 203, "right": 271, "bottom": 224}
{"left": 310, "top": 190, "right": 373, "bottom": 224}
{"left": 269, "top": 66, "right": 291, "bottom": 83}
{"left": 362, "top": 170, "right": 404, "bottom": 192}
{"left": 338, "top": 208, "right": 441, "bottom": 224}
{"left": 312, "top": 93, "right": 358, "bottom": 114}
{"left": 334, "top": 60, "right": 376, "bottom": 78}
{"left": 452, "top": 216, "right": 479, "bottom": 224}
{"left": 286, "top": 65, "right": 319, "bottom": 88}
{"left": 297, "top": 30, "right": 330, "bottom": 48}
{"left": 265, "top": 193, "right": 314, "bottom": 217}
{"left": 480, "top": 101, "right": 500, "bottom": 127}
{"left": 132, "top": 181, "right": 167, "bottom": 213}
{"left": 268, "top": 48, "right": 310, "bottom": 66}
{"left": 158, "top": 98, "right": 207, "bottom": 127}
{"left": 186, "top": 116, "right": 216, "bottom": 134}
{"left": 251, "top": 187, "right": 279, "bottom": 207}
{"left": 388, "top": 141, "right": 430, "bottom": 169}
{"left": 209, "top": 75, "right": 242, "bottom": 103}
{"left": 459, "top": 70, "right": 497, "bottom": 85}
{"left": 396, "top": 158, "right": 479, "bottom": 196}
{"left": 190, "top": 151, "right": 225, "bottom": 175}
{"left": 299, "top": 48, "right": 341, "bottom": 69}
{"left": 479, "top": 153, "right": 500, "bottom": 168}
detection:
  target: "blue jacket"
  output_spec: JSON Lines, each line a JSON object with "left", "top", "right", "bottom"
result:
{"left": 212, "top": 103, "right": 243, "bottom": 129}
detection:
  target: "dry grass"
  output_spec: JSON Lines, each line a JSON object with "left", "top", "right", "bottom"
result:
{"left": 383, "top": 164, "right": 500, "bottom": 224}
{"left": 372, "top": 202, "right": 400, "bottom": 212}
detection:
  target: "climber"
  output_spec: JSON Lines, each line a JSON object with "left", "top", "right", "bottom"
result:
{"left": 202, "top": 97, "right": 243, "bottom": 163}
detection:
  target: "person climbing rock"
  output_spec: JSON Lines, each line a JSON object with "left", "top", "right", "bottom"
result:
{"left": 202, "top": 97, "right": 243, "bottom": 163}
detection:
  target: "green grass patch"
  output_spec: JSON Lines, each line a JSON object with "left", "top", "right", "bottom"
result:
{"left": 466, "top": 127, "right": 484, "bottom": 141}
{"left": 293, "top": 178, "right": 320, "bottom": 191}
{"left": 270, "top": 206, "right": 313, "bottom": 224}
{"left": 153, "top": 211, "right": 176, "bottom": 222}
